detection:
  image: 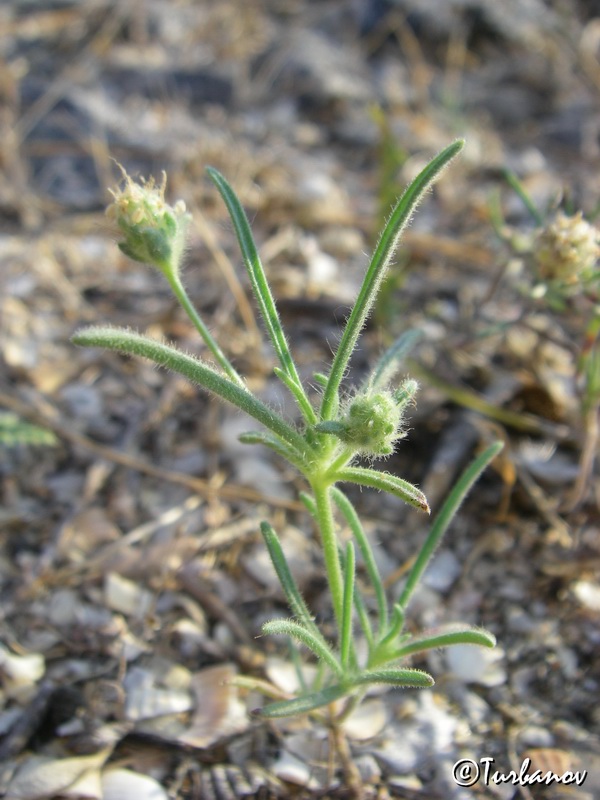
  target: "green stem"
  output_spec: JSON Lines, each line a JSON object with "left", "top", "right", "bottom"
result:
{"left": 274, "top": 367, "right": 318, "bottom": 425}
{"left": 332, "top": 488, "right": 388, "bottom": 635}
{"left": 168, "top": 274, "right": 245, "bottom": 387}
{"left": 328, "top": 446, "right": 356, "bottom": 474}
{"left": 311, "top": 481, "right": 344, "bottom": 630}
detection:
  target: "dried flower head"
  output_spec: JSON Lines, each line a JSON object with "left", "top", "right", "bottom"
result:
{"left": 106, "top": 166, "right": 190, "bottom": 278}
{"left": 534, "top": 211, "right": 599, "bottom": 286}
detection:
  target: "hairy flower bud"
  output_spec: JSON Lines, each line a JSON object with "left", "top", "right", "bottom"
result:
{"left": 534, "top": 211, "right": 599, "bottom": 286}
{"left": 344, "top": 391, "right": 401, "bottom": 455}
{"left": 316, "top": 383, "right": 417, "bottom": 458}
{"left": 106, "top": 167, "right": 191, "bottom": 279}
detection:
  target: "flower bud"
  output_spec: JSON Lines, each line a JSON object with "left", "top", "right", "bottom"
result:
{"left": 343, "top": 391, "right": 403, "bottom": 456}
{"left": 106, "top": 167, "right": 191, "bottom": 279}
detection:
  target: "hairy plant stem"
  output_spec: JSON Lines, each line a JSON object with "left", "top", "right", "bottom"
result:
{"left": 168, "top": 274, "right": 245, "bottom": 387}
{"left": 311, "top": 480, "right": 344, "bottom": 631}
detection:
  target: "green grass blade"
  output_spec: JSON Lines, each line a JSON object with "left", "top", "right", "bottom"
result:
{"left": 398, "top": 441, "right": 504, "bottom": 609}
{"left": 503, "top": 169, "right": 543, "bottom": 225}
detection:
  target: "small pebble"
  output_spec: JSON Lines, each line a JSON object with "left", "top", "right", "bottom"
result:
{"left": 445, "top": 644, "right": 507, "bottom": 686}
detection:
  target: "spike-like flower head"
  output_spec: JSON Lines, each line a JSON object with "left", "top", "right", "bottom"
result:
{"left": 534, "top": 211, "right": 599, "bottom": 287}
{"left": 106, "top": 167, "right": 191, "bottom": 279}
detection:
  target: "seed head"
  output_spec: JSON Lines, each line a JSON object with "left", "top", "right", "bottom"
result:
{"left": 106, "top": 166, "right": 191, "bottom": 279}
{"left": 534, "top": 211, "right": 599, "bottom": 287}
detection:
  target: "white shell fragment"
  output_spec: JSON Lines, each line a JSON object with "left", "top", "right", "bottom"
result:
{"left": 272, "top": 749, "right": 320, "bottom": 789}
{"left": 573, "top": 579, "right": 600, "bottom": 612}
{"left": 343, "top": 698, "right": 389, "bottom": 741}
{"left": 178, "top": 664, "right": 248, "bottom": 748}
{"left": 124, "top": 666, "right": 193, "bottom": 722}
{"left": 101, "top": 769, "right": 169, "bottom": 800}
{"left": 445, "top": 643, "right": 507, "bottom": 686}
{"left": 6, "top": 750, "right": 109, "bottom": 800}
{"left": 265, "top": 658, "right": 318, "bottom": 695}
{"left": 0, "top": 644, "right": 45, "bottom": 699}
{"left": 104, "top": 572, "right": 154, "bottom": 618}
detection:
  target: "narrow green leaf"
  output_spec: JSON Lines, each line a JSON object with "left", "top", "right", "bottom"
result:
{"left": 299, "top": 491, "right": 317, "bottom": 516}
{"left": 368, "top": 329, "right": 422, "bottom": 391}
{"left": 353, "top": 667, "right": 434, "bottom": 688}
{"left": 0, "top": 413, "right": 57, "bottom": 447}
{"left": 206, "top": 169, "right": 308, "bottom": 402}
{"left": 255, "top": 684, "right": 349, "bottom": 718}
{"left": 352, "top": 580, "right": 374, "bottom": 648}
{"left": 259, "top": 521, "right": 333, "bottom": 661}
{"left": 314, "top": 420, "right": 348, "bottom": 438}
{"left": 335, "top": 466, "right": 430, "bottom": 513}
{"left": 320, "top": 140, "right": 464, "bottom": 421}
{"left": 340, "top": 541, "right": 355, "bottom": 670}
{"left": 377, "top": 603, "right": 405, "bottom": 650}
{"left": 398, "top": 441, "right": 504, "bottom": 609}
{"left": 72, "top": 327, "right": 307, "bottom": 454}
{"left": 503, "top": 169, "right": 543, "bottom": 225}
{"left": 262, "top": 619, "right": 342, "bottom": 678}
{"left": 238, "top": 430, "right": 308, "bottom": 474}
{"left": 390, "top": 627, "right": 496, "bottom": 660}
{"left": 273, "top": 367, "right": 318, "bottom": 425}
{"left": 332, "top": 487, "right": 388, "bottom": 633}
